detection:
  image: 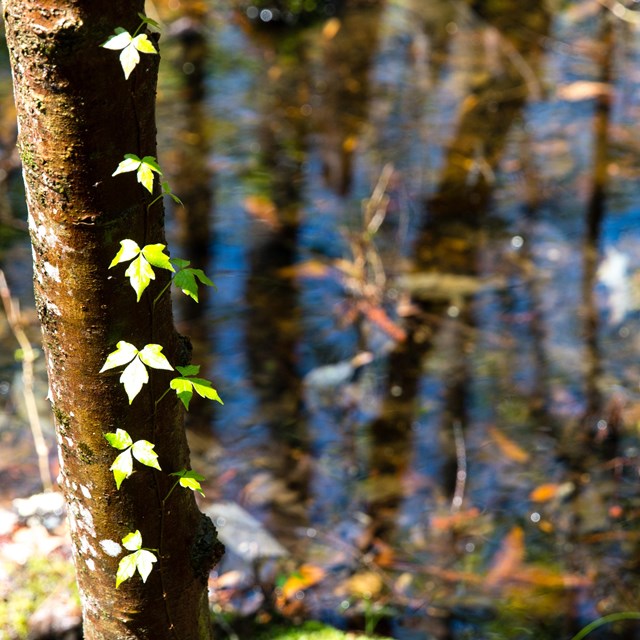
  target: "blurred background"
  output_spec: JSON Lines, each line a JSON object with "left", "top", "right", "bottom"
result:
{"left": 4, "top": 0, "right": 640, "bottom": 638}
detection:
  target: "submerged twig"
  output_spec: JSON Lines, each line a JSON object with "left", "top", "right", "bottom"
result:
{"left": 596, "top": 0, "right": 640, "bottom": 24}
{"left": 0, "top": 269, "right": 52, "bottom": 491}
{"left": 451, "top": 420, "right": 467, "bottom": 512}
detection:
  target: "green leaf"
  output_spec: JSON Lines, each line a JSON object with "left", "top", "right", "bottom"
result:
{"left": 110, "top": 239, "right": 140, "bottom": 268}
{"left": 116, "top": 552, "right": 137, "bottom": 588}
{"left": 138, "top": 13, "right": 161, "bottom": 30}
{"left": 131, "top": 440, "right": 161, "bottom": 470}
{"left": 140, "top": 156, "right": 161, "bottom": 173}
{"left": 132, "top": 33, "right": 157, "bottom": 55}
{"left": 135, "top": 549, "right": 158, "bottom": 582}
{"left": 137, "top": 164, "right": 155, "bottom": 193}
{"left": 102, "top": 30, "right": 133, "bottom": 50}
{"left": 170, "top": 376, "right": 194, "bottom": 410}
{"left": 170, "top": 469, "right": 206, "bottom": 496}
{"left": 141, "top": 244, "right": 174, "bottom": 272}
{"left": 191, "top": 378, "right": 223, "bottom": 403}
{"left": 110, "top": 448, "right": 133, "bottom": 490}
{"left": 100, "top": 341, "right": 138, "bottom": 373}
{"left": 104, "top": 428, "right": 133, "bottom": 450}
{"left": 122, "top": 530, "right": 142, "bottom": 551}
{"left": 170, "top": 370, "right": 222, "bottom": 410}
{"left": 120, "top": 356, "right": 149, "bottom": 404}
{"left": 112, "top": 154, "right": 141, "bottom": 177}
{"left": 125, "top": 254, "right": 156, "bottom": 301}
{"left": 170, "top": 258, "right": 190, "bottom": 270}
{"left": 136, "top": 157, "right": 162, "bottom": 193}
{"left": 173, "top": 267, "right": 215, "bottom": 302}
{"left": 138, "top": 344, "right": 173, "bottom": 371}
{"left": 178, "top": 476, "right": 205, "bottom": 496}
{"left": 176, "top": 364, "right": 200, "bottom": 376}
{"left": 161, "top": 181, "right": 183, "bottom": 205}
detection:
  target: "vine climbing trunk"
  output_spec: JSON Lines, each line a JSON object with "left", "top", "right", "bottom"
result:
{"left": 3, "top": 2, "right": 222, "bottom": 639}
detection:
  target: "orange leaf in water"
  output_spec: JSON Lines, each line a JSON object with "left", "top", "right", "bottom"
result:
{"left": 244, "top": 195, "right": 280, "bottom": 230}
{"left": 530, "top": 483, "right": 560, "bottom": 503}
{"left": 488, "top": 426, "right": 530, "bottom": 463}
{"left": 278, "top": 260, "right": 330, "bottom": 279}
{"left": 486, "top": 526, "right": 525, "bottom": 586}
{"left": 431, "top": 507, "right": 480, "bottom": 531}
{"left": 280, "top": 564, "right": 326, "bottom": 601}
{"left": 357, "top": 300, "right": 407, "bottom": 343}
{"left": 322, "top": 17, "right": 341, "bottom": 40}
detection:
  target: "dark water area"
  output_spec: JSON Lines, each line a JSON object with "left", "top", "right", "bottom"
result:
{"left": 5, "top": 1, "right": 640, "bottom": 638}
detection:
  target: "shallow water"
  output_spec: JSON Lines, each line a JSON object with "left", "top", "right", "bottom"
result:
{"left": 4, "top": 1, "right": 640, "bottom": 637}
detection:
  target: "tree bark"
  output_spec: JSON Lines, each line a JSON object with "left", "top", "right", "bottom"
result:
{"left": 3, "top": 2, "right": 222, "bottom": 638}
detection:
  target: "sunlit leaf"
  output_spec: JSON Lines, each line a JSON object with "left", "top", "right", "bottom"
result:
{"left": 104, "top": 428, "right": 133, "bottom": 450}
{"left": 135, "top": 549, "right": 157, "bottom": 582}
{"left": 131, "top": 439, "right": 161, "bottom": 470}
{"left": 141, "top": 244, "right": 174, "bottom": 272}
{"left": 109, "top": 239, "right": 140, "bottom": 268}
{"left": 122, "top": 530, "right": 142, "bottom": 551}
{"left": 170, "top": 469, "right": 206, "bottom": 496}
{"left": 192, "top": 378, "right": 222, "bottom": 402}
{"left": 116, "top": 530, "right": 158, "bottom": 588}
{"left": 101, "top": 30, "right": 132, "bottom": 51}
{"left": 138, "top": 344, "right": 173, "bottom": 371}
{"left": 170, "top": 376, "right": 194, "bottom": 410}
{"left": 170, "top": 371, "right": 222, "bottom": 410}
{"left": 120, "top": 355, "right": 149, "bottom": 404}
{"left": 125, "top": 254, "right": 156, "bottom": 301}
{"left": 116, "top": 551, "right": 137, "bottom": 588}
{"left": 132, "top": 33, "right": 157, "bottom": 55}
{"left": 100, "top": 341, "right": 138, "bottom": 372}
{"left": 112, "top": 154, "right": 142, "bottom": 177}
{"left": 119, "top": 44, "right": 140, "bottom": 80}
{"left": 110, "top": 448, "right": 133, "bottom": 490}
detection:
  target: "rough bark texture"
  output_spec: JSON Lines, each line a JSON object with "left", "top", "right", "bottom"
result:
{"left": 3, "top": 2, "right": 222, "bottom": 638}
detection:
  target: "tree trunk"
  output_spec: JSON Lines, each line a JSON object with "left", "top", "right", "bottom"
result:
{"left": 3, "top": 2, "right": 222, "bottom": 638}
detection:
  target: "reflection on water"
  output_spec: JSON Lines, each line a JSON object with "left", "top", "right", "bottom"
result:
{"left": 5, "top": 0, "right": 640, "bottom": 637}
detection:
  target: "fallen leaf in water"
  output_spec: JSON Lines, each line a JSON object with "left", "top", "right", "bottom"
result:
{"left": 244, "top": 195, "right": 280, "bottom": 230}
{"left": 529, "top": 482, "right": 574, "bottom": 503}
{"left": 280, "top": 564, "right": 326, "bottom": 601}
{"left": 345, "top": 571, "right": 384, "bottom": 599}
{"left": 357, "top": 300, "right": 407, "bottom": 342}
{"left": 529, "top": 483, "right": 560, "bottom": 502}
{"left": 488, "top": 426, "right": 530, "bottom": 463}
{"left": 557, "top": 81, "right": 612, "bottom": 102}
{"left": 486, "top": 526, "right": 525, "bottom": 586}
{"left": 431, "top": 507, "right": 480, "bottom": 531}
{"left": 278, "top": 260, "right": 331, "bottom": 279}
{"left": 322, "top": 17, "right": 341, "bottom": 39}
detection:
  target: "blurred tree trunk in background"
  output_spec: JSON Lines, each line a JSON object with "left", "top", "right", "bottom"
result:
{"left": 3, "top": 1, "right": 221, "bottom": 638}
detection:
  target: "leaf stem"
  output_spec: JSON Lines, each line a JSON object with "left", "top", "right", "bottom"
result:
{"left": 570, "top": 612, "right": 640, "bottom": 640}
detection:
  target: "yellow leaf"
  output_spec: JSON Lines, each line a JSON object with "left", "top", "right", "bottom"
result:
{"left": 280, "top": 564, "right": 325, "bottom": 601}
{"left": 345, "top": 571, "right": 384, "bottom": 599}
